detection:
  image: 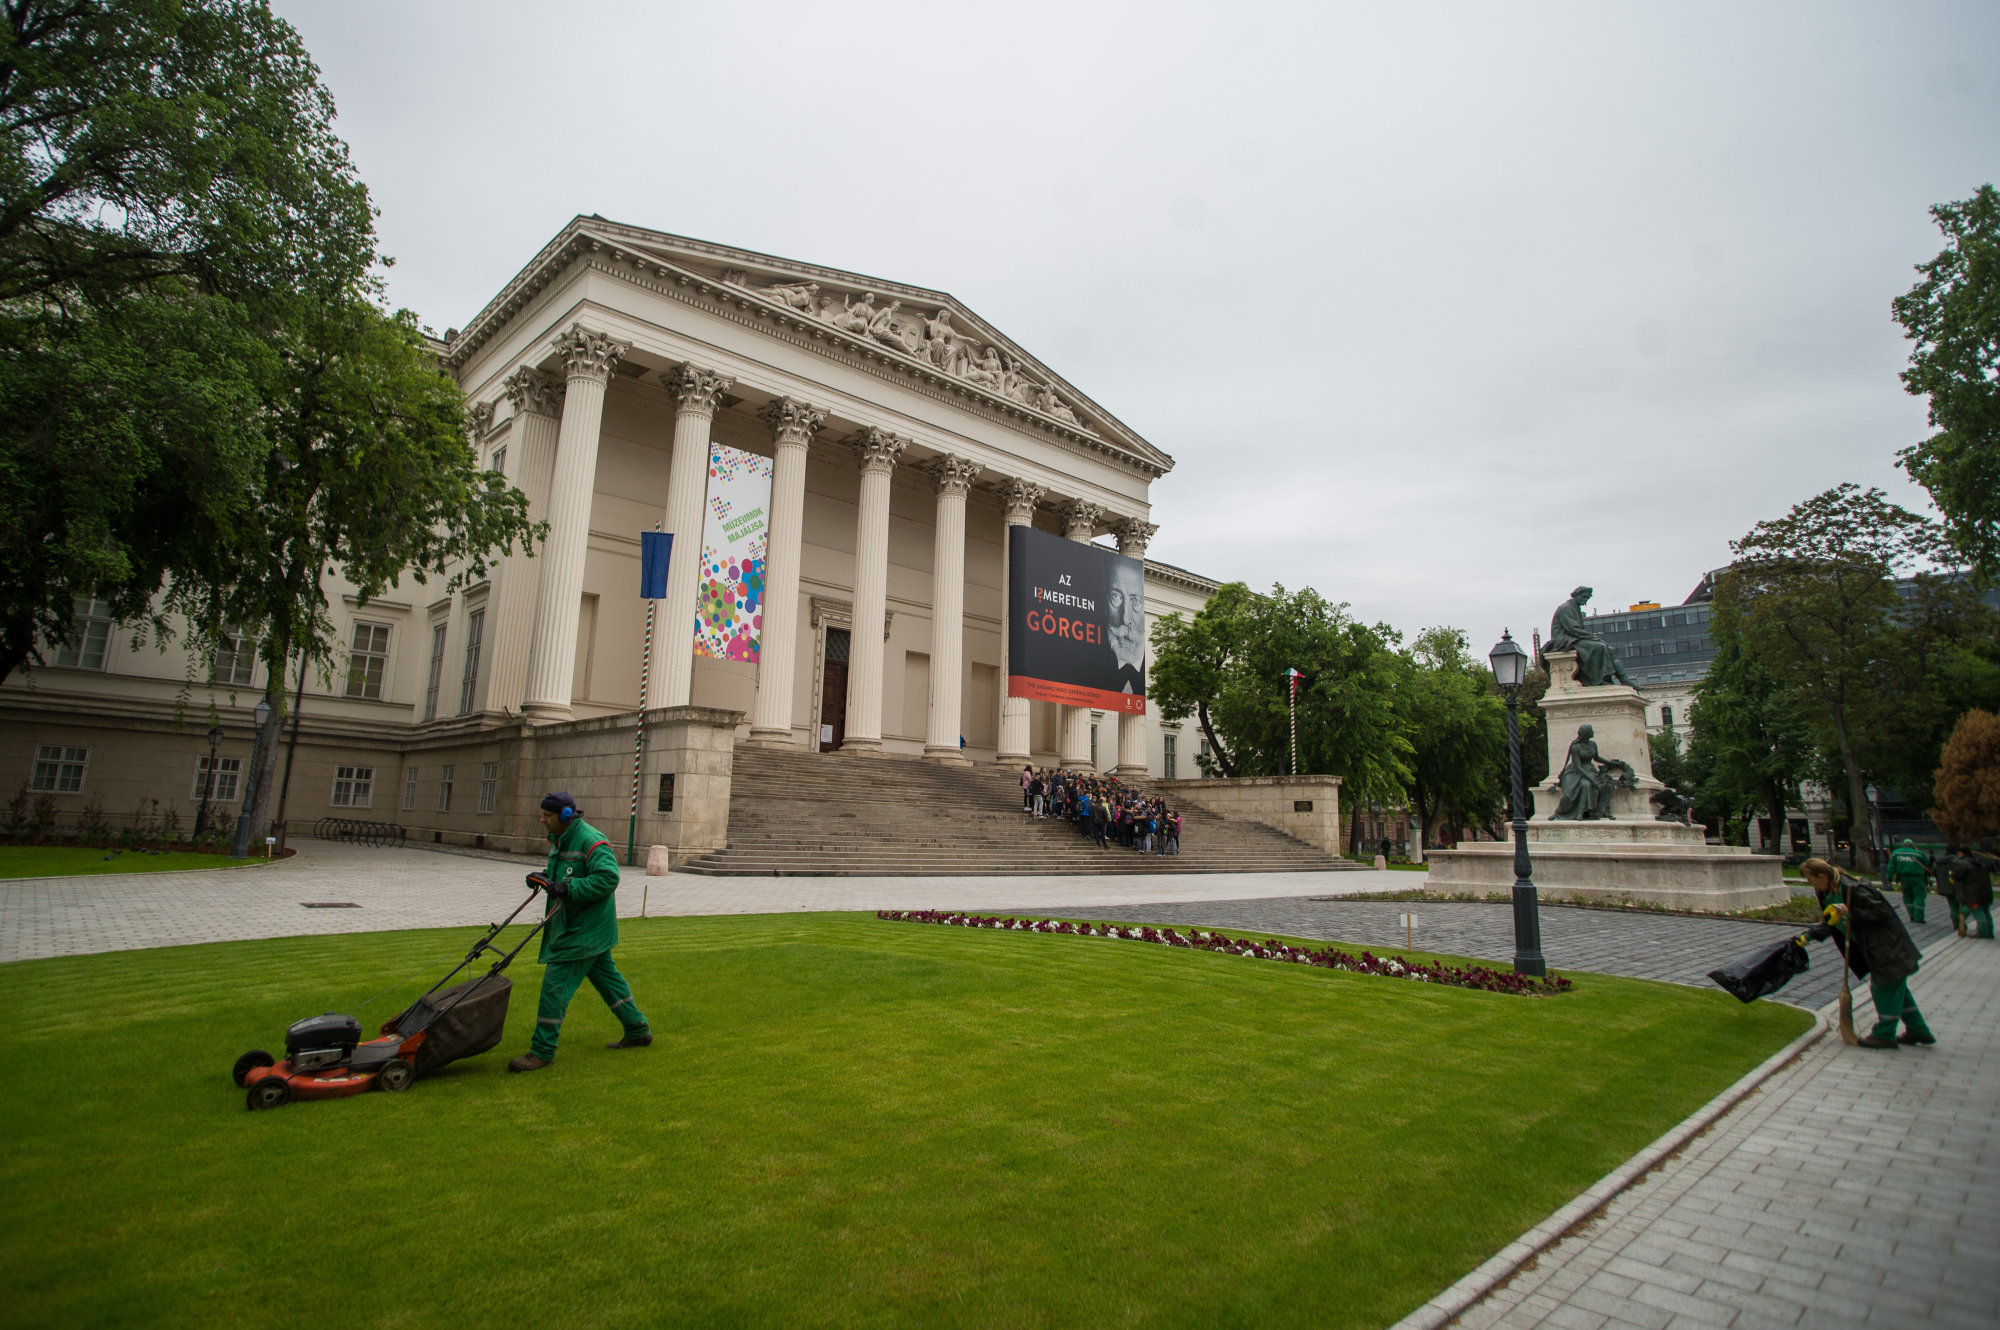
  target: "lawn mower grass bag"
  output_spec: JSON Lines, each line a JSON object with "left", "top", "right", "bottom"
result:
{"left": 1707, "top": 933, "right": 1811, "bottom": 1004}
{"left": 388, "top": 973, "right": 512, "bottom": 1074}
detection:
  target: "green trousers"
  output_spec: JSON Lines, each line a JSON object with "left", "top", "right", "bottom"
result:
{"left": 1868, "top": 977, "right": 1934, "bottom": 1043}
{"left": 530, "top": 951, "right": 648, "bottom": 1059}
{"left": 1897, "top": 877, "right": 1927, "bottom": 923}
{"left": 1969, "top": 905, "right": 1995, "bottom": 939}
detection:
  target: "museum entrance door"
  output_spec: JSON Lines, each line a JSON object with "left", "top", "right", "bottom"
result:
{"left": 819, "top": 627, "right": 850, "bottom": 752}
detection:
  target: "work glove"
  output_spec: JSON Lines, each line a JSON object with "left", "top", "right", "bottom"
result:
{"left": 1804, "top": 924, "right": 1834, "bottom": 942}
{"left": 526, "top": 871, "right": 557, "bottom": 897}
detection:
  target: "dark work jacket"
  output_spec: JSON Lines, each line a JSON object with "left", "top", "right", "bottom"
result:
{"left": 1818, "top": 876, "right": 1921, "bottom": 986}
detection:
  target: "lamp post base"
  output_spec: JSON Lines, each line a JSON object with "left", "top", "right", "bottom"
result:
{"left": 1511, "top": 879, "right": 1547, "bottom": 977}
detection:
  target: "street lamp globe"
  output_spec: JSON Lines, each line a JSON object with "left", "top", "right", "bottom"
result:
{"left": 1488, "top": 629, "right": 1530, "bottom": 692}
{"left": 207, "top": 724, "right": 224, "bottom": 748}
{"left": 1864, "top": 784, "right": 1879, "bottom": 806}
{"left": 253, "top": 698, "right": 272, "bottom": 728}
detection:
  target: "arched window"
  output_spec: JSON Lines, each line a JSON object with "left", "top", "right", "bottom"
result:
{"left": 1662, "top": 705, "right": 1674, "bottom": 728}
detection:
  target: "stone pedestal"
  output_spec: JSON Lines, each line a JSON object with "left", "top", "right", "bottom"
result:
{"left": 1154, "top": 775, "right": 1344, "bottom": 857}
{"left": 1425, "top": 653, "right": 1788, "bottom": 911}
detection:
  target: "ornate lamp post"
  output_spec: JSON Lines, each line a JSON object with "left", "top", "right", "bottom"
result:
{"left": 1865, "top": 782, "right": 1883, "bottom": 883}
{"left": 193, "top": 723, "right": 225, "bottom": 841}
{"left": 231, "top": 698, "right": 273, "bottom": 859}
{"left": 1488, "top": 629, "right": 1545, "bottom": 977}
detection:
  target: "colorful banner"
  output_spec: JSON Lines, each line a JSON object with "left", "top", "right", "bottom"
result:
{"left": 692, "top": 443, "right": 773, "bottom": 662}
{"left": 1007, "top": 524, "right": 1147, "bottom": 713}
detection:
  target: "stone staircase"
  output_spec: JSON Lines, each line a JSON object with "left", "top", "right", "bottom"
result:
{"left": 673, "top": 746, "right": 1364, "bottom": 877}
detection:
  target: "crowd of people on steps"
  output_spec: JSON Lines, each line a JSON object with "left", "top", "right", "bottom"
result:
{"left": 1019, "top": 765, "right": 1180, "bottom": 856}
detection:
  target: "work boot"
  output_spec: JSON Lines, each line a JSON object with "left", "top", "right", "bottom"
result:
{"left": 606, "top": 1032, "right": 653, "bottom": 1049}
{"left": 1857, "top": 1035, "right": 1900, "bottom": 1050}
{"left": 1897, "top": 1030, "right": 1938, "bottom": 1046}
{"left": 507, "top": 1053, "right": 552, "bottom": 1073}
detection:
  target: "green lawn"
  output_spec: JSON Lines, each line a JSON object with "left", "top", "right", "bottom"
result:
{"left": 0, "top": 914, "right": 1808, "bottom": 1328}
{"left": 0, "top": 845, "right": 270, "bottom": 878}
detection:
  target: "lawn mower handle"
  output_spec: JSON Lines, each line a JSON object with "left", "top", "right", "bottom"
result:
{"left": 416, "top": 880, "right": 554, "bottom": 1001}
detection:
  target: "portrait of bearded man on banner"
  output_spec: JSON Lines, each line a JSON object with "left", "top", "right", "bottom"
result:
{"left": 1106, "top": 557, "right": 1146, "bottom": 695}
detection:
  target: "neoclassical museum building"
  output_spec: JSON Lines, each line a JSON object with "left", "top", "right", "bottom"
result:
{"left": 0, "top": 217, "right": 1225, "bottom": 853}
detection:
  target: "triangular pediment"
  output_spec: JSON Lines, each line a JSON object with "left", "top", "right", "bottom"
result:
{"left": 444, "top": 215, "right": 1172, "bottom": 476}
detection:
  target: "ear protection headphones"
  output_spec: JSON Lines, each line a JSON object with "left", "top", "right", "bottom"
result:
{"left": 559, "top": 805, "right": 575, "bottom": 822}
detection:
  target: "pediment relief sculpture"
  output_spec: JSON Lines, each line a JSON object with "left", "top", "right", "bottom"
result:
{"left": 745, "top": 276, "right": 1088, "bottom": 430}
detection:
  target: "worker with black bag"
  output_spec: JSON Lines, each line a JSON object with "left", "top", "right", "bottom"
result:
{"left": 507, "top": 791, "right": 652, "bottom": 1073}
{"left": 1801, "top": 857, "right": 1934, "bottom": 1049}
{"left": 1946, "top": 840, "right": 1996, "bottom": 939}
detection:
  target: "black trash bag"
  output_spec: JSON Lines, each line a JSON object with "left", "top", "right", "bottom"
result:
{"left": 1707, "top": 934, "right": 1811, "bottom": 1004}
{"left": 389, "top": 974, "right": 513, "bottom": 1073}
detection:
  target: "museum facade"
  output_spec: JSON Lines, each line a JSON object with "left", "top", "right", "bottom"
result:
{"left": 1, "top": 217, "right": 1218, "bottom": 851}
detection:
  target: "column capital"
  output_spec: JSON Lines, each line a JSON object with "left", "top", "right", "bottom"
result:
{"left": 853, "top": 427, "right": 908, "bottom": 476}
{"left": 759, "top": 396, "right": 826, "bottom": 448}
{"left": 663, "top": 363, "right": 733, "bottom": 415}
{"left": 928, "top": 453, "right": 982, "bottom": 497}
{"left": 468, "top": 400, "right": 496, "bottom": 438}
{"left": 1113, "top": 517, "right": 1158, "bottom": 557}
{"left": 502, "top": 365, "right": 561, "bottom": 418}
{"left": 552, "top": 323, "right": 628, "bottom": 383}
{"left": 998, "top": 477, "right": 1045, "bottom": 526}
{"left": 1059, "top": 498, "right": 1103, "bottom": 541}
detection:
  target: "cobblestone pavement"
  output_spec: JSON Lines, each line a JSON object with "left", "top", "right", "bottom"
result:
{"left": 1451, "top": 930, "right": 1998, "bottom": 1330}
{"left": 1058, "top": 898, "right": 1957, "bottom": 1010}
{"left": 0, "top": 838, "right": 1400, "bottom": 963}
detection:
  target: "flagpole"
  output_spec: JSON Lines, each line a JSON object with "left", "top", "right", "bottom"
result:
{"left": 629, "top": 520, "right": 664, "bottom": 867}
{"left": 1287, "top": 668, "right": 1299, "bottom": 777}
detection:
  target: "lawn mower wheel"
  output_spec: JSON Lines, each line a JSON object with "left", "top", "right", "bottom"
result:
{"left": 247, "top": 1077, "right": 291, "bottom": 1111}
{"left": 232, "top": 1050, "right": 276, "bottom": 1087}
{"left": 378, "top": 1059, "right": 414, "bottom": 1093}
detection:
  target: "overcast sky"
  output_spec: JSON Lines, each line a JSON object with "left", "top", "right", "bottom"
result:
{"left": 277, "top": 0, "right": 1997, "bottom": 653}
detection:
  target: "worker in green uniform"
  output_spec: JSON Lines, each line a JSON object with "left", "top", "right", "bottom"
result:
{"left": 1801, "top": 857, "right": 1934, "bottom": 1049}
{"left": 507, "top": 791, "right": 651, "bottom": 1073}
{"left": 1888, "top": 837, "right": 1931, "bottom": 923}
{"left": 1947, "top": 840, "right": 1996, "bottom": 940}
{"left": 1936, "top": 845, "right": 1967, "bottom": 936}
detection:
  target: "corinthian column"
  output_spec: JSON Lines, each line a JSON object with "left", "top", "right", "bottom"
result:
{"left": 522, "top": 325, "right": 627, "bottom": 720}
{"left": 1113, "top": 517, "right": 1158, "bottom": 776}
{"left": 924, "top": 454, "right": 982, "bottom": 764}
{"left": 842, "top": 428, "right": 906, "bottom": 754}
{"left": 1058, "top": 498, "right": 1103, "bottom": 770}
{"left": 656, "top": 363, "right": 733, "bottom": 709}
{"left": 483, "top": 367, "right": 562, "bottom": 716}
{"left": 746, "top": 397, "right": 824, "bottom": 746}
{"left": 995, "top": 478, "right": 1044, "bottom": 765}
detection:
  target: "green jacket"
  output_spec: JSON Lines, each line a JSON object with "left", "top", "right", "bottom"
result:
{"left": 1889, "top": 845, "right": 1930, "bottom": 886}
{"left": 539, "top": 817, "right": 622, "bottom": 963}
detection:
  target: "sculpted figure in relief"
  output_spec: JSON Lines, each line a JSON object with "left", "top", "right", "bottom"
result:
{"left": 964, "top": 345, "right": 1005, "bottom": 390}
{"left": 765, "top": 281, "right": 821, "bottom": 314}
{"left": 833, "top": 293, "right": 877, "bottom": 336}
{"left": 923, "top": 309, "right": 967, "bottom": 375}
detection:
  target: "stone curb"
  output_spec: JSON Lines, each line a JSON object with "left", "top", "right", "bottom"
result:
{"left": 1385, "top": 1002, "right": 1832, "bottom": 1330}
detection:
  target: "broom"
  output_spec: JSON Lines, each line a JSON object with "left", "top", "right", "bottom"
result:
{"left": 1836, "top": 873, "right": 1860, "bottom": 1045}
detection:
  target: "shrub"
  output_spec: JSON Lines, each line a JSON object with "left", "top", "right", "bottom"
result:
{"left": 1931, "top": 709, "right": 2000, "bottom": 842}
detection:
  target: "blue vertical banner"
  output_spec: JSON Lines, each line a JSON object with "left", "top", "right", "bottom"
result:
{"left": 639, "top": 531, "right": 673, "bottom": 600}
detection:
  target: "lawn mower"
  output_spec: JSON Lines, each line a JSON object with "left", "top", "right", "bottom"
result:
{"left": 233, "top": 875, "right": 561, "bottom": 1110}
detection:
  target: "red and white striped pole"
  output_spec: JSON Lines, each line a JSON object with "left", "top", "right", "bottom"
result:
{"left": 1286, "top": 667, "right": 1301, "bottom": 776}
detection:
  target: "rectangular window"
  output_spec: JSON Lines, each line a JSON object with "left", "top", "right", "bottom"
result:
{"left": 190, "top": 756, "right": 243, "bottom": 803}
{"left": 402, "top": 765, "right": 418, "bottom": 811}
{"left": 437, "top": 764, "right": 454, "bottom": 813}
{"left": 478, "top": 762, "right": 498, "bottom": 815}
{"left": 345, "top": 621, "right": 391, "bottom": 700}
{"left": 423, "top": 621, "right": 447, "bottom": 721}
{"left": 30, "top": 744, "right": 88, "bottom": 793}
{"left": 458, "top": 609, "right": 485, "bottom": 715}
{"left": 1163, "top": 733, "right": 1177, "bottom": 780}
{"left": 53, "top": 599, "right": 113, "bottom": 670}
{"left": 488, "top": 444, "right": 507, "bottom": 477}
{"left": 212, "top": 633, "right": 258, "bottom": 687}
{"left": 330, "top": 765, "right": 374, "bottom": 808}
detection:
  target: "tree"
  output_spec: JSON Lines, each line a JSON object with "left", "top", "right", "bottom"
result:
{"left": 177, "top": 296, "right": 536, "bottom": 846}
{"left": 1149, "top": 582, "right": 1412, "bottom": 804}
{"left": 1397, "top": 627, "right": 1506, "bottom": 848}
{"left": 1685, "top": 636, "right": 1809, "bottom": 854}
{"left": 1712, "top": 484, "right": 1968, "bottom": 867}
{"left": 1930, "top": 709, "right": 2000, "bottom": 843}
{"left": 1895, "top": 185, "right": 2000, "bottom": 574}
{"left": 0, "top": 0, "right": 370, "bottom": 683}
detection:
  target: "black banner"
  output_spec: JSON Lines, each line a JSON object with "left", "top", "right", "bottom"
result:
{"left": 1007, "top": 524, "right": 1146, "bottom": 713}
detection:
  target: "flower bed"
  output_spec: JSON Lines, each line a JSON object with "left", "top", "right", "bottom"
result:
{"left": 877, "top": 910, "right": 1573, "bottom": 995}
